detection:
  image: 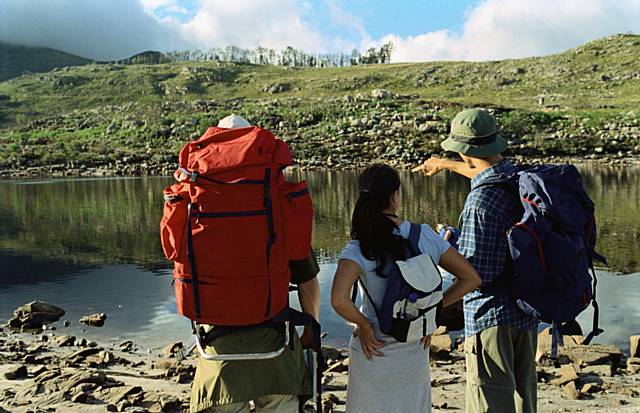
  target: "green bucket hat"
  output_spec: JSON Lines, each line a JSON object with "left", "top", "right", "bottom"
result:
{"left": 440, "top": 108, "right": 508, "bottom": 157}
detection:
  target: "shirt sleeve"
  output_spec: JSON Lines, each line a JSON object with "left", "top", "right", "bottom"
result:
{"left": 289, "top": 249, "right": 320, "bottom": 285}
{"left": 419, "top": 223, "right": 452, "bottom": 263}
{"left": 338, "top": 241, "right": 368, "bottom": 274}
{"left": 458, "top": 206, "right": 508, "bottom": 287}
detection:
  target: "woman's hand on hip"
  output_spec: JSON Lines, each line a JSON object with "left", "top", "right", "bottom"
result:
{"left": 354, "top": 321, "right": 385, "bottom": 360}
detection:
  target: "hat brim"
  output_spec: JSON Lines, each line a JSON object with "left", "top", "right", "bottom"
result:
{"left": 440, "top": 135, "right": 508, "bottom": 157}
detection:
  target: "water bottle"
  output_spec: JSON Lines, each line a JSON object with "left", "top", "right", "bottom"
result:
{"left": 403, "top": 292, "right": 420, "bottom": 320}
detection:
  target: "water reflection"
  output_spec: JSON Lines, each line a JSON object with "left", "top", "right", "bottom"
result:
{"left": 0, "top": 168, "right": 638, "bottom": 348}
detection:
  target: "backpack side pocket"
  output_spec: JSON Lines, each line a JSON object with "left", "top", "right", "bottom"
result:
{"left": 280, "top": 181, "right": 314, "bottom": 260}
{"left": 160, "top": 184, "right": 190, "bottom": 262}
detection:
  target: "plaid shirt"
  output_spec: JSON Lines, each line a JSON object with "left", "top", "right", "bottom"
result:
{"left": 459, "top": 159, "right": 539, "bottom": 337}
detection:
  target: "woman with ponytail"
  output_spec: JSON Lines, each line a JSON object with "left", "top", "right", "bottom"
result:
{"left": 331, "top": 164, "right": 481, "bottom": 413}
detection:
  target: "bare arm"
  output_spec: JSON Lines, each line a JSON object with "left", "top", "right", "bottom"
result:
{"left": 331, "top": 259, "right": 385, "bottom": 359}
{"left": 298, "top": 276, "right": 320, "bottom": 322}
{"left": 438, "top": 247, "right": 482, "bottom": 307}
{"left": 412, "top": 156, "right": 479, "bottom": 179}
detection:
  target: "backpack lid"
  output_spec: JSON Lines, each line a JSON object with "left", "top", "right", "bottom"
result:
{"left": 395, "top": 254, "right": 442, "bottom": 294}
{"left": 178, "top": 126, "right": 292, "bottom": 176}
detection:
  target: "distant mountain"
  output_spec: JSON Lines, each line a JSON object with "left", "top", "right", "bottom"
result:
{"left": 0, "top": 42, "right": 93, "bottom": 82}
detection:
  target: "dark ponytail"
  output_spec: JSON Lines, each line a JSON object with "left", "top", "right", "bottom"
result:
{"left": 351, "top": 163, "right": 407, "bottom": 276}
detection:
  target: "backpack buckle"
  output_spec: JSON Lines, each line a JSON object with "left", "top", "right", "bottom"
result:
{"left": 177, "top": 167, "right": 199, "bottom": 182}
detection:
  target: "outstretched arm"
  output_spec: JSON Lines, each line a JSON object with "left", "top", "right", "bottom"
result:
{"left": 412, "top": 156, "right": 479, "bottom": 179}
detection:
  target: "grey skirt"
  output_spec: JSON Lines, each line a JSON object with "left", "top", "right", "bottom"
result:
{"left": 346, "top": 328, "right": 432, "bottom": 413}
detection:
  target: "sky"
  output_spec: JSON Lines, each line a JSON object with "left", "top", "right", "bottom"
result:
{"left": 1, "top": 0, "right": 640, "bottom": 63}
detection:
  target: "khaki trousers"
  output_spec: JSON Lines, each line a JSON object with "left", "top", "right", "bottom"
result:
{"left": 465, "top": 325, "right": 537, "bottom": 413}
{"left": 203, "top": 394, "right": 299, "bottom": 413}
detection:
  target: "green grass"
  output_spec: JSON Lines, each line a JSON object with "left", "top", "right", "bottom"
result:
{"left": 1, "top": 34, "right": 640, "bottom": 171}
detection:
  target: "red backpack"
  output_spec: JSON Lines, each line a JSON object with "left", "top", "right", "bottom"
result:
{"left": 160, "top": 126, "right": 313, "bottom": 326}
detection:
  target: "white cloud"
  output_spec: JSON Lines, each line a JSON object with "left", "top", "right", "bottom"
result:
{"left": 180, "top": 0, "right": 326, "bottom": 52}
{"left": 2, "top": 0, "right": 639, "bottom": 63}
{"left": 0, "top": 0, "right": 192, "bottom": 60}
{"left": 381, "top": 0, "right": 640, "bottom": 62}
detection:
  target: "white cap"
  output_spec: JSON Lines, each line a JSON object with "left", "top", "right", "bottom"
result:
{"left": 217, "top": 114, "right": 251, "bottom": 129}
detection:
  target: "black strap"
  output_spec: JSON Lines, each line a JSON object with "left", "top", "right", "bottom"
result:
{"left": 407, "top": 222, "right": 422, "bottom": 256}
{"left": 451, "top": 132, "right": 498, "bottom": 145}
{"left": 356, "top": 277, "right": 381, "bottom": 319}
{"left": 187, "top": 202, "right": 201, "bottom": 318}
{"left": 263, "top": 168, "right": 275, "bottom": 317}
{"left": 350, "top": 284, "right": 358, "bottom": 303}
{"left": 582, "top": 262, "right": 604, "bottom": 345}
{"left": 196, "top": 174, "right": 266, "bottom": 186}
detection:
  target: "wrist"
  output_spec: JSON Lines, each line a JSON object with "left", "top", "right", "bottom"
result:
{"left": 434, "top": 158, "right": 448, "bottom": 170}
{"left": 356, "top": 319, "right": 371, "bottom": 330}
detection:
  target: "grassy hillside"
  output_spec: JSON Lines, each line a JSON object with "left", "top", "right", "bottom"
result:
{"left": 1, "top": 34, "right": 639, "bottom": 176}
{"left": 0, "top": 42, "right": 93, "bottom": 82}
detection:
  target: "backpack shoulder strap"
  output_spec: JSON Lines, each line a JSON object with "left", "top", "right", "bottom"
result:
{"left": 407, "top": 222, "right": 422, "bottom": 255}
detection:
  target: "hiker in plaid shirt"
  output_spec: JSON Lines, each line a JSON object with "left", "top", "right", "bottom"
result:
{"left": 415, "top": 109, "right": 539, "bottom": 413}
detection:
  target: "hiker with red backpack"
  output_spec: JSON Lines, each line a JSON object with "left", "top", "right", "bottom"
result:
{"left": 331, "top": 163, "right": 481, "bottom": 413}
{"left": 160, "top": 115, "right": 322, "bottom": 413}
{"left": 414, "top": 108, "right": 606, "bottom": 413}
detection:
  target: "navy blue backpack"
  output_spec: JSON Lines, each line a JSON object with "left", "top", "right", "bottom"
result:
{"left": 354, "top": 223, "right": 444, "bottom": 342}
{"left": 480, "top": 164, "right": 607, "bottom": 358}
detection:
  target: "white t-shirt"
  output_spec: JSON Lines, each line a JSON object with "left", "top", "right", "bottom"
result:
{"left": 339, "top": 221, "right": 451, "bottom": 341}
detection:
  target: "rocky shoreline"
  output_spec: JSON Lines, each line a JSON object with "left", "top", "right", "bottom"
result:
{"left": 1, "top": 155, "right": 638, "bottom": 180}
{"left": 3, "top": 90, "right": 640, "bottom": 180}
{"left": 2, "top": 301, "right": 640, "bottom": 412}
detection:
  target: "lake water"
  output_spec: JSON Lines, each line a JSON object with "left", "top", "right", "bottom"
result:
{"left": 0, "top": 168, "right": 639, "bottom": 351}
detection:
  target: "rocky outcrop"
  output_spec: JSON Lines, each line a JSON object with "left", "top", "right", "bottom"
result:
{"left": 79, "top": 313, "right": 107, "bottom": 327}
{"left": 7, "top": 301, "right": 65, "bottom": 331}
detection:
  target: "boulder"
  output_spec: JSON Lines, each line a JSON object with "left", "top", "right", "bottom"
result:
{"left": 581, "top": 383, "right": 601, "bottom": 394}
{"left": 322, "top": 346, "right": 346, "bottom": 363}
{"left": 101, "top": 384, "right": 142, "bottom": 405}
{"left": 79, "top": 313, "right": 107, "bottom": 327}
{"left": 53, "top": 335, "right": 76, "bottom": 347}
{"left": 580, "top": 363, "right": 614, "bottom": 377}
{"left": 627, "top": 357, "right": 640, "bottom": 374}
{"left": 9, "top": 301, "right": 65, "bottom": 330}
{"left": 4, "top": 365, "right": 28, "bottom": 380}
{"left": 151, "top": 360, "right": 178, "bottom": 370}
{"left": 371, "top": 89, "right": 392, "bottom": 99}
{"left": 71, "top": 391, "right": 88, "bottom": 403}
{"left": 325, "top": 359, "right": 349, "bottom": 374}
{"left": 67, "top": 347, "right": 102, "bottom": 363}
{"left": 430, "top": 334, "right": 453, "bottom": 359}
{"left": 563, "top": 381, "right": 580, "bottom": 400}
{"left": 264, "top": 83, "right": 291, "bottom": 94}
{"left": 160, "top": 394, "right": 181, "bottom": 412}
{"left": 163, "top": 341, "right": 183, "bottom": 358}
{"left": 537, "top": 327, "right": 623, "bottom": 366}
{"left": 119, "top": 340, "right": 134, "bottom": 352}
{"left": 630, "top": 335, "right": 640, "bottom": 358}
{"left": 565, "top": 345, "right": 623, "bottom": 367}
{"left": 550, "top": 364, "right": 579, "bottom": 386}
